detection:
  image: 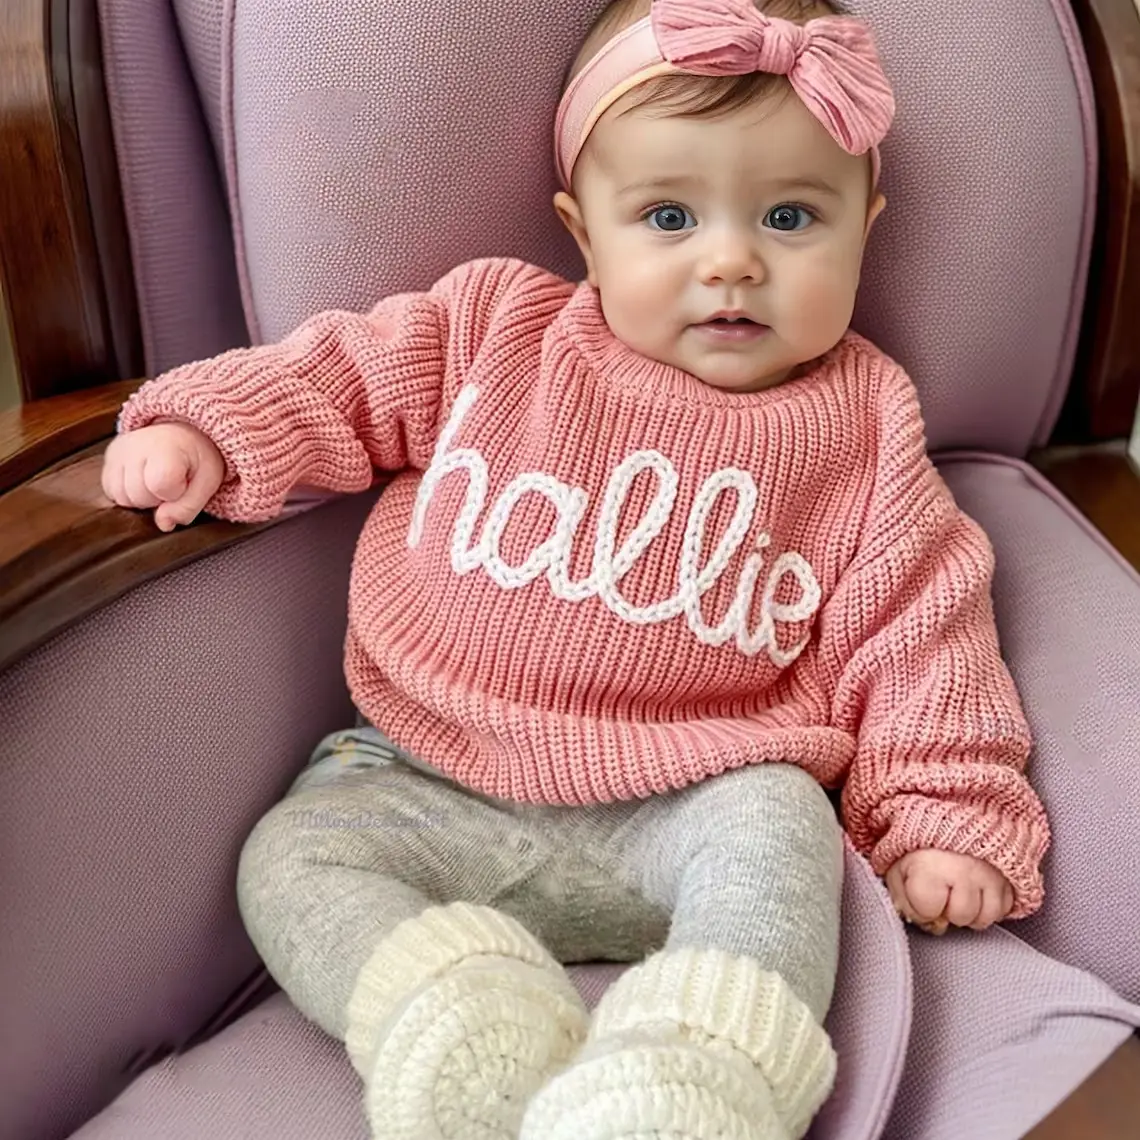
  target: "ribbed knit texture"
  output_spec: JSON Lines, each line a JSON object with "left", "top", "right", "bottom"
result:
{"left": 118, "top": 256, "right": 1050, "bottom": 916}
{"left": 343, "top": 901, "right": 579, "bottom": 1076}
{"left": 588, "top": 949, "right": 835, "bottom": 1138}
{"left": 519, "top": 1031, "right": 787, "bottom": 1139}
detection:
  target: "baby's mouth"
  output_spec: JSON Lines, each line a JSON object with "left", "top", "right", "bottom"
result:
{"left": 693, "top": 316, "right": 770, "bottom": 340}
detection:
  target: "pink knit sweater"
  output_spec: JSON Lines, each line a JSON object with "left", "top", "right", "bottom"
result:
{"left": 119, "top": 257, "right": 1049, "bottom": 915}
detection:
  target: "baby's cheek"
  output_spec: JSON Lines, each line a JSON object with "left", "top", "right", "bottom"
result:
{"left": 603, "top": 268, "right": 672, "bottom": 332}
{"left": 785, "top": 270, "right": 857, "bottom": 347}
{"left": 598, "top": 283, "right": 660, "bottom": 353}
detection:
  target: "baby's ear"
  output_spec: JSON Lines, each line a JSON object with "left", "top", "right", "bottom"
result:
{"left": 864, "top": 191, "right": 886, "bottom": 242}
{"left": 554, "top": 192, "right": 597, "bottom": 286}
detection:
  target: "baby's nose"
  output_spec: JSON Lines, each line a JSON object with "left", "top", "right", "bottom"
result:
{"left": 698, "top": 231, "right": 765, "bottom": 285}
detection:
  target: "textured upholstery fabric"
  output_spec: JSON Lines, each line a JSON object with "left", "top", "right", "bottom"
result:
{"left": 171, "top": 0, "right": 226, "bottom": 160}
{"left": 67, "top": 890, "right": 1140, "bottom": 1140}
{"left": 814, "top": 842, "right": 911, "bottom": 1140}
{"left": 0, "top": 492, "right": 375, "bottom": 1140}
{"left": 882, "top": 926, "right": 1140, "bottom": 1139}
{"left": 71, "top": 993, "right": 372, "bottom": 1140}
{"left": 161, "top": 0, "right": 1095, "bottom": 453}
{"left": 96, "top": 0, "right": 248, "bottom": 375}
{"left": 71, "top": 844, "right": 913, "bottom": 1140}
{"left": 942, "top": 457, "right": 1140, "bottom": 1004}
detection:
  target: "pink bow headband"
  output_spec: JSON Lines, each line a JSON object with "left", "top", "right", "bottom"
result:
{"left": 555, "top": 0, "right": 896, "bottom": 190}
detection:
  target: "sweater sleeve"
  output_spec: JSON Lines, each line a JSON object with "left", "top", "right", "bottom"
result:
{"left": 115, "top": 259, "right": 528, "bottom": 522}
{"left": 818, "top": 368, "right": 1050, "bottom": 918}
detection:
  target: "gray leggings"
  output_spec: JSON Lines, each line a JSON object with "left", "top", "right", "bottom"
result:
{"left": 237, "top": 726, "right": 844, "bottom": 1041}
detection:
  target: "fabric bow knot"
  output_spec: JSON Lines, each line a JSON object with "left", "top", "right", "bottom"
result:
{"left": 652, "top": 0, "right": 895, "bottom": 155}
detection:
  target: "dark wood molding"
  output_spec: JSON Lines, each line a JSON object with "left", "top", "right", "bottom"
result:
{"left": 1031, "top": 446, "right": 1140, "bottom": 572}
{"left": 1062, "top": 0, "right": 1140, "bottom": 441}
{"left": 0, "top": 443, "right": 273, "bottom": 672}
{"left": 0, "top": 375, "right": 138, "bottom": 492}
{"left": 1026, "top": 1036, "right": 1140, "bottom": 1139}
{"left": 0, "top": 0, "right": 140, "bottom": 403}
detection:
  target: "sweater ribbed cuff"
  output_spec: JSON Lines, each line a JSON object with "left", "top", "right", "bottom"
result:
{"left": 344, "top": 902, "right": 566, "bottom": 1076}
{"left": 590, "top": 948, "right": 835, "bottom": 1139}
{"left": 117, "top": 354, "right": 372, "bottom": 522}
{"left": 869, "top": 794, "right": 1049, "bottom": 919}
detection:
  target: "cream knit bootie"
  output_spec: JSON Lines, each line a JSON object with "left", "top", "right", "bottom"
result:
{"left": 345, "top": 902, "right": 589, "bottom": 1140}
{"left": 519, "top": 947, "right": 837, "bottom": 1140}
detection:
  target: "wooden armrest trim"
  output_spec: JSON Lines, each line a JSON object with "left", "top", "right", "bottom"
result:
{"left": 1032, "top": 446, "right": 1140, "bottom": 572}
{"left": 0, "top": 446, "right": 272, "bottom": 672}
{"left": 1065, "top": 0, "right": 1140, "bottom": 440}
{"left": 0, "top": 377, "right": 140, "bottom": 493}
{"left": 0, "top": 0, "right": 141, "bottom": 402}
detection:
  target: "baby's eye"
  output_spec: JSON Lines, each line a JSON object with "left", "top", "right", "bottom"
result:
{"left": 645, "top": 205, "right": 696, "bottom": 232}
{"left": 764, "top": 204, "right": 814, "bottom": 232}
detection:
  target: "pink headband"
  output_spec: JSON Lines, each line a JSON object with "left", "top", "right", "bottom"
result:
{"left": 555, "top": 0, "right": 896, "bottom": 190}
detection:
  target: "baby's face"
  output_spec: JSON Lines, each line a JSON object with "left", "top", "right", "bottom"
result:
{"left": 557, "top": 88, "right": 884, "bottom": 393}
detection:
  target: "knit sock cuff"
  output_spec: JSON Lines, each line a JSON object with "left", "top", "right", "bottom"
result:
{"left": 345, "top": 902, "right": 564, "bottom": 1076}
{"left": 590, "top": 948, "right": 836, "bottom": 1139}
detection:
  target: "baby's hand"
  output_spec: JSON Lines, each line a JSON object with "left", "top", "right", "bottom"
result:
{"left": 885, "top": 849, "right": 1013, "bottom": 936}
{"left": 101, "top": 422, "right": 225, "bottom": 532}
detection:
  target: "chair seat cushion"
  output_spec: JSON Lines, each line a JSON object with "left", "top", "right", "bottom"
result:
{"left": 883, "top": 924, "right": 1140, "bottom": 1140}
{"left": 71, "top": 845, "right": 912, "bottom": 1140}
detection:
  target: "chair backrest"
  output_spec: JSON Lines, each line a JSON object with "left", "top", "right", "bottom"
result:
{"left": 97, "top": 0, "right": 1096, "bottom": 454}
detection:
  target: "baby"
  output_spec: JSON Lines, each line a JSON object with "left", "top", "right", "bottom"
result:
{"left": 101, "top": 0, "right": 1051, "bottom": 1136}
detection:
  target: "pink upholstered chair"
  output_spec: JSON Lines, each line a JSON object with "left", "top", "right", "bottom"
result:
{"left": 2, "top": 1, "right": 1140, "bottom": 1138}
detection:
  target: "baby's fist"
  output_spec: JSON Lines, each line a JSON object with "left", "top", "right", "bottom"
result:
{"left": 885, "top": 849, "right": 1013, "bottom": 936}
{"left": 101, "top": 422, "right": 225, "bottom": 532}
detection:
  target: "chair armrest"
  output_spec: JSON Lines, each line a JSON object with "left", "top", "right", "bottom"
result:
{"left": 0, "top": 377, "right": 140, "bottom": 492}
{"left": 0, "top": 393, "right": 274, "bottom": 670}
{"left": 1065, "top": 0, "right": 1140, "bottom": 440}
{"left": 1032, "top": 446, "right": 1140, "bottom": 573}
{"left": 0, "top": 0, "right": 141, "bottom": 402}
